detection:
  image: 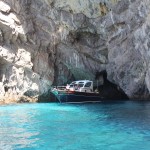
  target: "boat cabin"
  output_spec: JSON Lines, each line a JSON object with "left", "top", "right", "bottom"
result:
{"left": 66, "top": 80, "right": 93, "bottom": 93}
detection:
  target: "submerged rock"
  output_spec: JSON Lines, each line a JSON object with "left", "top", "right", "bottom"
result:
{"left": 0, "top": 94, "right": 37, "bottom": 105}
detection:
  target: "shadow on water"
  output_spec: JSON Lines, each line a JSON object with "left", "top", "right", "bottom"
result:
{"left": 66, "top": 100, "right": 150, "bottom": 133}
{"left": 38, "top": 89, "right": 58, "bottom": 103}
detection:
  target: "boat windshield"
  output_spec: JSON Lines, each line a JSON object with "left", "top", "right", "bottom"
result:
{"left": 70, "top": 82, "right": 75, "bottom": 85}
{"left": 78, "top": 83, "right": 84, "bottom": 87}
{"left": 79, "top": 82, "right": 84, "bottom": 84}
{"left": 69, "top": 84, "right": 74, "bottom": 87}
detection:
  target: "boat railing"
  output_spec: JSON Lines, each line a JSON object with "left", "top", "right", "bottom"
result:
{"left": 53, "top": 86, "right": 66, "bottom": 90}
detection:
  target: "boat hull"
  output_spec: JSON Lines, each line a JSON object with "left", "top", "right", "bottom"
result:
{"left": 53, "top": 91, "right": 103, "bottom": 103}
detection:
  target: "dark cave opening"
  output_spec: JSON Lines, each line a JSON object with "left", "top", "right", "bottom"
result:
{"left": 95, "top": 70, "right": 129, "bottom": 100}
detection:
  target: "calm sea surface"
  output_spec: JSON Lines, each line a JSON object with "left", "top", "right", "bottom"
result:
{"left": 0, "top": 101, "right": 150, "bottom": 150}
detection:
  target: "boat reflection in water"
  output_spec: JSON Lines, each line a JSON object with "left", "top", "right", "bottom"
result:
{"left": 52, "top": 80, "right": 103, "bottom": 103}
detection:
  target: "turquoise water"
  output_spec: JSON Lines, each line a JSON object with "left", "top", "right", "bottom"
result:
{"left": 0, "top": 101, "right": 150, "bottom": 150}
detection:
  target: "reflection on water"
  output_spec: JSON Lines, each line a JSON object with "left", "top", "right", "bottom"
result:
{"left": 0, "top": 101, "right": 150, "bottom": 150}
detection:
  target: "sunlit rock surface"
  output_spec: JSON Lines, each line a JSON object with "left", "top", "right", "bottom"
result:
{"left": 106, "top": 0, "right": 150, "bottom": 99}
{"left": 0, "top": 0, "right": 150, "bottom": 102}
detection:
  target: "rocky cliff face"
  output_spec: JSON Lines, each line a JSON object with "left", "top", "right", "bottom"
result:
{"left": 0, "top": 0, "right": 150, "bottom": 102}
{"left": 106, "top": 0, "right": 150, "bottom": 99}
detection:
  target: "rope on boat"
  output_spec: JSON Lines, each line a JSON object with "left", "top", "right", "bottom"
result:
{"left": 57, "top": 94, "right": 61, "bottom": 103}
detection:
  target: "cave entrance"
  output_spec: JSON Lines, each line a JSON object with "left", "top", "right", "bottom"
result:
{"left": 95, "top": 70, "right": 129, "bottom": 100}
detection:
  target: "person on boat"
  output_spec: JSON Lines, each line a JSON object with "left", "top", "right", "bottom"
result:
{"left": 74, "top": 84, "right": 78, "bottom": 90}
{"left": 94, "top": 88, "right": 99, "bottom": 93}
{"left": 66, "top": 84, "right": 70, "bottom": 90}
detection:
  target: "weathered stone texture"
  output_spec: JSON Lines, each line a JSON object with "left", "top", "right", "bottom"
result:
{"left": 106, "top": 0, "right": 150, "bottom": 99}
{"left": 1, "top": 0, "right": 150, "bottom": 101}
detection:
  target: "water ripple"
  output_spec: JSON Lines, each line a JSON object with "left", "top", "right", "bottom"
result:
{"left": 0, "top": 102, "right": 150, "bottom": 150}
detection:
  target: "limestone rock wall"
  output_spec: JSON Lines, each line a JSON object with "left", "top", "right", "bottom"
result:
{"left": 0, "top": 0, "right": 55, "bottom": 101}
{"left": 0, "top": 0, "right": 150, "bottom": 101}
{"left": 0, "top": 0, "right": 118, "bottom": 101}
{"left": 106, "top": 0, "right": 150, "bottom": 99}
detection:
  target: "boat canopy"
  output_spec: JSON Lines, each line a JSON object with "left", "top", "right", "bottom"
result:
{"left": 67, "top": 80, "right": 93, "bottom": 92}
